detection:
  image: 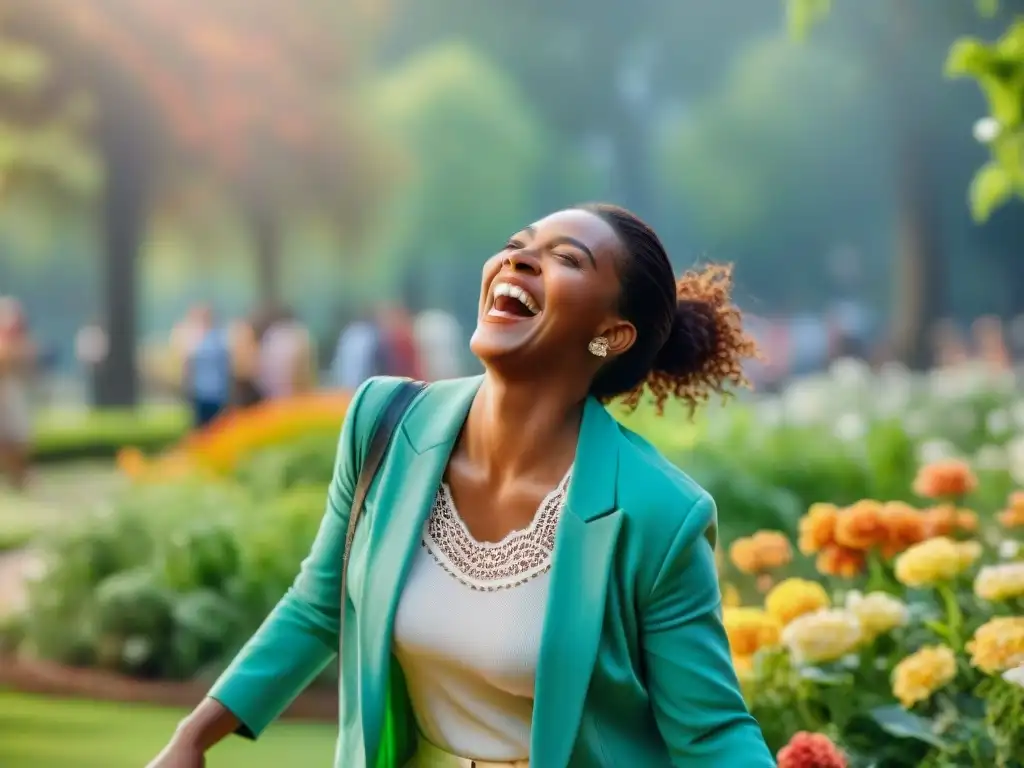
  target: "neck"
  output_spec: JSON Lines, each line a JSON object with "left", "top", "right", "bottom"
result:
{"left": 462, "top": 370, "right": 587, "bottom": 482}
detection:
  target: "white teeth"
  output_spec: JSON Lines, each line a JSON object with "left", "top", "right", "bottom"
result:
{"left": 492, "top": 282, "right": 539, "bottom": 315}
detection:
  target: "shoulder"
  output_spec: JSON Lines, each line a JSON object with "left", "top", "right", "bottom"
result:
{"left": 347, "top": 375, "right": 480, "bottom": 445}
{"left": 611, "top": 419, "right": 718, "bottom": 577}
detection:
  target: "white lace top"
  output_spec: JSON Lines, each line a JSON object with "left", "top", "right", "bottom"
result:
{"left": 392, "top": 470, "right": 570, "bottom": 761}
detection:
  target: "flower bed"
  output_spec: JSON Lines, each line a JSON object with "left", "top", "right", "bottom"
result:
{"left": 721, "top": 458, "right": 1024, "bottom": 766}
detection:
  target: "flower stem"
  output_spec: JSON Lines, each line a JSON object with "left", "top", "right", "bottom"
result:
{"left": 938, "top": 583, "right": 963, "bottom": 649}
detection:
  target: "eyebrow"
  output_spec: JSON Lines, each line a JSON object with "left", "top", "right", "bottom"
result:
{"left": 520, "top": 225, "right": 596, "bottom": 267}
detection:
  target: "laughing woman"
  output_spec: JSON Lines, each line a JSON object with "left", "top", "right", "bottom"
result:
{"left": 148, "top": 204, "right": 774, "bottom": 768}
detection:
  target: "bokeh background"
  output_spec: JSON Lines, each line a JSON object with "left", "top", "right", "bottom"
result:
{"left": 2, "top": 0, "right": 1024, "bottom": 766}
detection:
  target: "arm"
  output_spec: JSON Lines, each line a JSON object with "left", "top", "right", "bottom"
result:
{"left": 642, "top": 494, "right": 776, "bottom": 767}
{"left": 170, "top": 377, "right": 392, "bottom": 750}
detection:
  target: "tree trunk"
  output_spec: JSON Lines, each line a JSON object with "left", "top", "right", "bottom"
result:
{"left": 248, "top": 202, "right": 281, "bottom": 307}
{"left": 92, "top": 83, "right": 153, "bottom": 407}
{"left": 890, "top": 134, "right": 946, "bottom": 370}
{"left": 881, "top": 4, "right": 946, "bottom": 370}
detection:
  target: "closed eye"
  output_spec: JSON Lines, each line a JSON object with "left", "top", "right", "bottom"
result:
{"left": 556, "top": 253, "right": 581, "bottom": 267}
{"left": 505, "top": 239, "right": 525, "bottom": 250}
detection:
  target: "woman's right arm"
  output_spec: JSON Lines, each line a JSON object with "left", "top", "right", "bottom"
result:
{"left": 149, "top": 377, "right": 395, "bottom": 763}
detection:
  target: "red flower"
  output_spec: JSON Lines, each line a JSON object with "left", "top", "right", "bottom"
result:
{"left": 777, "top": 731, "right": 847, "bottom": 768}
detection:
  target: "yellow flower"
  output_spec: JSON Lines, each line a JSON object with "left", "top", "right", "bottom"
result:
{"left": 891, "top": 645, "right": 957, "bottom": 708}
{"left": 781, "top": 608, "right": 862, "bottom": 665}
{"left": 894, "top": 537, "right": 982, "bottom": 588}
{"left": 732, "top": 654, "right": 754, "bottom": 679}
{"left": 968, "top": 617, "right": 1024, "bottom": 673}
{"left": 844, "top": 590, "right": 909, "bottom": 641}
{"left": 722, "top": 607, "right": 782, "bottom": 657}
{"left": 722, "top": 582, "right": 742, "bottom": 608}
{"left": 974, "top": 563, "right": 1024, "bottom": 602}
{"left": 765, "top": 578, "right": 831, "bottom": 627}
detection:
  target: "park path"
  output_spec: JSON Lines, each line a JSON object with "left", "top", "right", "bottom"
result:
{"left": 0, "top": 463, "right": 123, "bottom": 617}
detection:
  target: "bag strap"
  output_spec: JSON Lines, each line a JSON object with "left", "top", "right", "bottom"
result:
{"left": 340, "top": 379, "right": 425, "bottom": 646}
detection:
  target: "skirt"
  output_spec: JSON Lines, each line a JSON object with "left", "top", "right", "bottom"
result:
{"left": 404, "top": 738, "right": 529, "bottom": 768}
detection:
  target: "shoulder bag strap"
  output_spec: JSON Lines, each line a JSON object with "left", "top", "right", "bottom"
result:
{"left": 340, "top": 379, "right": 426, "bottom": 649}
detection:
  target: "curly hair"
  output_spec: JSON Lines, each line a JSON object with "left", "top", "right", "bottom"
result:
{"left": 579, "top": 203, "right": 760, "bottom": 414}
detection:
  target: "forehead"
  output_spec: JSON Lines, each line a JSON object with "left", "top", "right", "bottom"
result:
{"left": 526, "top": 209, "right": 622, "bottom": 262}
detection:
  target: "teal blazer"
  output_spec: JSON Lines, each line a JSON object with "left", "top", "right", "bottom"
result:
{"left": 209, "top": 376, "right": 774, "bottom": 767}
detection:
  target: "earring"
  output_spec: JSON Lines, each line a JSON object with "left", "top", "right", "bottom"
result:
{"left": 588, "top": 337, "right": 609, "bottom": 358}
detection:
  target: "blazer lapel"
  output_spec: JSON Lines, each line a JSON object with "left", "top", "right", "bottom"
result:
{"left": 358, "top": 377, "right": 482, "bottom": 765}
{"left": 531, "top": 397, "right": 623, "bottom": 768}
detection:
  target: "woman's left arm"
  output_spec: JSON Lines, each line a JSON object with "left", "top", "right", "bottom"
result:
{"left": 642, "top": 494, "right": 776, "bottom": 767}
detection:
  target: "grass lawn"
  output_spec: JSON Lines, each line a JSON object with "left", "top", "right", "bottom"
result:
{"left": 0, "top": 691, "right": 337, "bottom": 767}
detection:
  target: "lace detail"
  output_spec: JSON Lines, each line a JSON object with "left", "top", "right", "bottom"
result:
{"left": 422, "top": 470, "right": 571, "bottom": 591}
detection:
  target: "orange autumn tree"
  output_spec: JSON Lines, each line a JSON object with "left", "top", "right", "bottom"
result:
{"left": 1, "top": 0, "right": 391, "bottom": 404}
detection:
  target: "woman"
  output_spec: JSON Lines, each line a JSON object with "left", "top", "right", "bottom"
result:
{"left": 0, "top": 298, "right": 36, "bottom": 491}
{"left": 148, "top": 204, "right": 773, "bottom": 767}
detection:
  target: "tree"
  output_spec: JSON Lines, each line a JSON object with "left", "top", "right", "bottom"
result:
{"left": 1, "top": 0, "right": 387, "bottom": 405}
{"left": 363, "top": 42, "right": 546, "bottom": 317}
{"left": 782, "top": 0, "right": 1018, "bottom": 367}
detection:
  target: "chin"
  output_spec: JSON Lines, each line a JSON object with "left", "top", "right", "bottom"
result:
{"left": 469, "top": 321, "right": 537, "bottom": 365}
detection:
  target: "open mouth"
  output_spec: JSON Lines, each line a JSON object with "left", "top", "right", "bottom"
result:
{"left": 487, "top": 281, "right": 540, "bottom": 320}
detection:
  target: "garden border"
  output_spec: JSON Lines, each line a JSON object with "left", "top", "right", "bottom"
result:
{"left": 0, "top": 655, "right": 337, "bottom": 721}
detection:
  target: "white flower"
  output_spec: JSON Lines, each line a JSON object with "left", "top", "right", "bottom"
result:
{"left": 829, "top": 357, "right": 872, "bottom": 390}
{"left": 999, "top": 540, "right": 1021, "bottom": 561}
{"left": 834, "top": 412, "right": 867, "bottom": 442}
{"left": 973, "top": 116, "right": 1000, "bottom": 144}
{"left": 917, "top": 439, "right": 958, "bottom": 465}
{"left": 844, "top": 590, "right": 909, "bottom": 639}
{"left": 986, "top": 409, "right": 1011, "bottom": 437}
{"left": 1002, "top": 664, "right": 1024, "bottom": 689}
{"left": 975, "top": 444, "right": 1007, "bottom": 472}
{"left": 1007, "top": 436, "right": 1024, "bottom": 485}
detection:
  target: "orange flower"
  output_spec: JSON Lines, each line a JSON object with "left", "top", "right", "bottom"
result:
{"left": 834, "top": 500, "right": 886, "bottom": 550}
{"left": 116, "top": 447, "right": 148, "bottom": 479}
{"left": 729, "top": 538, "right": 761, "bottom": 575}
{"left": 913, "top": 459, "right": 977, "bottom": 500}
{"left": 878, "top": 502, "right": 927, "bottom": 558}
{"left": 816, "top": 545, "right": 867, "bottom": 578}
{"left": 184, "top": 391, "right": 353, "bottom": 473}
{"left": 777, "top": 731, "right": 847, "bottom": 768}
{"left": 799, "top": 503, "right": 839, "bottom": 555}
{"left": 923, "top": 504, "right": 978, "bottom": 539}
{"left": 997, "top": 491, "right": 1024, "bottom": 529}
{"left": 729, "top": 531, "right": 793, "bottom": 575}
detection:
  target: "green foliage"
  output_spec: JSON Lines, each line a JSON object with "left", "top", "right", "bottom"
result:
{"left": 363, "top": 42, "right": 546, "bottom": 296}
{"left": 785, "top": 0, "right": 832, "bottom": 41}
{"left": 31, "top": 406, "right": 189, "bottom": 461}
{"left": 946, "top": 19, "right": 1024, "bottom": 221}
{"left": 12, "top": 474, "right": 329, "bottom": 681}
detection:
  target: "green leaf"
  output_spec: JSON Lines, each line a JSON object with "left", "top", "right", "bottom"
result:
{"left": 976, "top": 0, "right": 1000, "bottom": 18}
{"left": 969, "top": 161, "right": 1015, "bottom": 222}
{"left": 945, "top": 39, "right": 992, "bottom": 77}
{"left": 799, "top": 666, "right": 852, "bottom": 686}
{"left": 869, "top": 705, "right": 948, "bottom": 749}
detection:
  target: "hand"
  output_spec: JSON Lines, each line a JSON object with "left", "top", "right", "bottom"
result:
{"left": 145, "top": 739, "right": 205, "bottom": 768}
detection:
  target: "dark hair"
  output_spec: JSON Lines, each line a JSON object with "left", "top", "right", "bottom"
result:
{"left": 578, "top": 203, "right": 759, "bottom": 413}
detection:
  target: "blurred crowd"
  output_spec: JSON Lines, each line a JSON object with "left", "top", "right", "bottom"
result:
{"left": 159, "top": 301, "right": 467, "bottom": 429}
{"left": 3, "top": 286, "right": 1024, "bottom": 492}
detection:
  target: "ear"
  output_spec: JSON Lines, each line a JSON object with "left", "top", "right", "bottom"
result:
{"left": 600, "top": 319, "right": 637, "bottom": 357}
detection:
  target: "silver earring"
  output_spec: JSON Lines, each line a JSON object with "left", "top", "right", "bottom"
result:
{"left": 588, "top": 337, "right": 609, "bottom": 358}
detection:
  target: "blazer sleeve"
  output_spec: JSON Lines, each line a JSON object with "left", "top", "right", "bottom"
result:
{"left": 642, "top": 493, "right": 776, "bottom": 767}
{"left": 207, "top": 376, "right": 395, "bottom": 739}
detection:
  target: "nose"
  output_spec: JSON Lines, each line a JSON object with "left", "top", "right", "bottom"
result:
{"left": 503, "top": 250, "right": 541, "bottom": 275}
